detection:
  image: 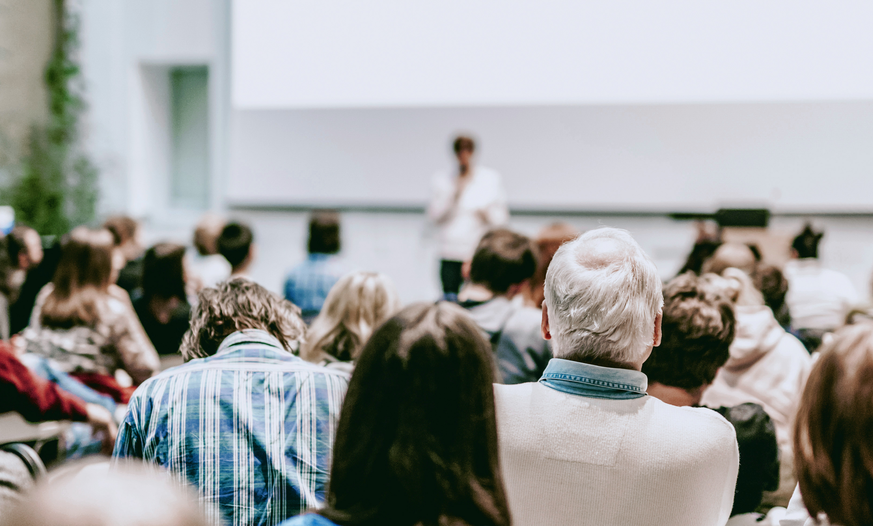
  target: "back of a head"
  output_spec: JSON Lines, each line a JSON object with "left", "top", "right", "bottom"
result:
{"left": 103, "top": 215, "right": 139, "bottom": 248}
{"left": 795, "top": 323, "right": 873, "bottom": 526}
{"left": 142, "top": 243, "right": 187, "bottom": 301}
{"left": 302, "top": 271, "right": 400, "bottom": 363}
{"left": 2, "top": 462, "right": 208, "bottom": 526}
{"left": 754, "top": 264, "right": 788, "bottom": 313}
{"left": 181, "top": 277, "right": 305, "bottom": 359}
{"left": 642, "top": 272, "right": 736, "bottom": 390}
{"left": 469, "top": 229, "right": 536, "bottom": 294}
{"left": 321, "top": 302, "right": 510, "bottom": 526}
{"left": 216, "top": 222, "right": 253, "bottom": 269}
{"left": 703, "top": 242, "right": 757, "bottom": 276}
{"left": 41, "top": 227, "right": 115, "bottom": 329}
{"left": 544, "top": 227, "right": 663, "bottom": 365}
{"left": 527, "top": 223, "right": 580, "bottom": 304}
{"left": 792, "top": 224, "right": 823, "bottom": 259}
{"left": 308, "top": 210, "right": 341, "bottom": 255}
{"left": 192, "top": 214, "right": 226, "bottom": 256}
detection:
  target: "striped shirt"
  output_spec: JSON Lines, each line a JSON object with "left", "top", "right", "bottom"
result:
{"left": 112, "top": 330, "right": 349, "bottom": 526}
{"left": 283, "top": 254, "right": 345, "bottom": 322}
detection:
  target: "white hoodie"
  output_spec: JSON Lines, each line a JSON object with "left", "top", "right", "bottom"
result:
{"left": 701, "top": 304, "right": 813, "bottom": 505}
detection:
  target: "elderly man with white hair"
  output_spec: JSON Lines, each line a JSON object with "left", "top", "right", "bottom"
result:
{"left": 494, "top": 227, "right": 740, "bottom": 526}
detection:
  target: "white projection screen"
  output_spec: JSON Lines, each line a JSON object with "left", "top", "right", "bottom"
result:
{"left": 229, "top": 1, "right": 873, "bottom": 212}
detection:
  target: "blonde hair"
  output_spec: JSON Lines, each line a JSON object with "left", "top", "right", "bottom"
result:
{"left": 301, "top": 271, "right": 400, "bottom": 363}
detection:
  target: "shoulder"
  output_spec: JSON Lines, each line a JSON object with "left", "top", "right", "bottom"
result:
{"left": 494, "top": 382, "right": 536, "bottom": 406}
{"left": 774, "top": 331, "right": 813, "bottom": 365}
{"left": 279, "top": 513, "right": 339, "bottom": 526}
{"left": 649, "top": 398, "right": 738, "bottom": 451}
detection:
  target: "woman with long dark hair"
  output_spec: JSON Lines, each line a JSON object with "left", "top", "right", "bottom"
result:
{"left": 281, "top": 302, "right": 512, "bottom": 526}
{"left": 22, "top": 227, "right": 159, "bottom": 402}
{"left": 133, "top": 243, "right": 191, "bottom": 355}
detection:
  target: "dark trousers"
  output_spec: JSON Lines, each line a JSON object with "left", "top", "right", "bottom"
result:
{"left": 439, "top": 260, "right": 464, "bottom": 297}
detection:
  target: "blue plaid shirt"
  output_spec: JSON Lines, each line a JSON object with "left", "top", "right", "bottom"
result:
{"left": 284, "top": 254, "right": 345, "bottom": 322}
{"left": 112, "top": 330, "right": 349, "bottom": 526}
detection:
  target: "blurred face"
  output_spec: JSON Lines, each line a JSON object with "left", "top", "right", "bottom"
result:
{"left": 22, "top": 230, "right": 43, "bottom": 269}
{"left": 456, "top": 148, "right": 473, "bottom": 169}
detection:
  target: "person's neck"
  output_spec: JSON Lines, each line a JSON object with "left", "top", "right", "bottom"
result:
{"left": 577, "top": 355, "right": 641, "bottom": 371}
{"left": 457, "top": 283, "right": 498, "bottom": 303}
{"left": 647, "top": 382, "right": 705, "bottom": 407}
{"left": 231, "top": 264, "right": 251, "bottom": 277}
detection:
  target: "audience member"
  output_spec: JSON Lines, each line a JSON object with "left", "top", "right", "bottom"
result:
{"left": 285, "top": 211, "right": 346, "bottom": 323}
{"left": 1, "top": 461, "right": 209, "bottom": 526}
{"left": 22, "top": 227, "right": 159, "bottom": 402}
{"left": 791, "top": 323, "right": 873, "bottom": 526}
{"left": 643, "top": 272, "right": 780, "bottom": 520}
{"left": 7, "top": 239, "right": 61, "bottom": 336}
{"left": 0, "top": 340, "right": 116, "bottom": 448}
{"left": 132, "top": 243, "right": 191, "bottom": 355}
{"left": 783, "top": 224, "right": 858, "bottom": 352}
{"left": 458, "top": 229, "right": 551, "bottom": 384}
{"left": 301, "top": 271, "right": 400, "bottom": 374}
{"left": 216, "top": 222, "right": 256, "bottom": 279}
{"left": 520, "top": 222, "right": 578, "bottom": 308}
{"left": 281, "top": 302, "right": 511, "bottom": 526}
{"left": 755, "top": 264, "right": 792, "bottom": 329}
{"left": 427, "top": 135, "right": 509, "bottom": 299}
{"left": 700, "top": 267, "right": 812, "bottom": 506}
{"left": 3, "top": 226, "right": 43, "bottom": 304}
{"left": 703, "top": 242, "right": 758, "bottom": 277}
{"left": 0, "top": 226, "right": 43, "bottom": 340}
{"left": 114, "top": 278, "right": 349, "bottom": 525}
{"left": 677, "top": 220, "right": 722, "bottom": 276}
{"left": 495, "top": 227, "right": 739, "bottom": 526}
{"left": 189, "top": 213, "right": 231, "bottom": 290}
{"left": 104, "top": 215, "right": 144, "bottom": 298}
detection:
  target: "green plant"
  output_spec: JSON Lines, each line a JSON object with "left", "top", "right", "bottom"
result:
{"left": 1, "top": 0, "right": 98, "bottom": 235}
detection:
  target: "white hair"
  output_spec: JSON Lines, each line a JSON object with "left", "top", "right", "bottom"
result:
{"left": 543, "top": 227, "right": 663, "bottom": 364}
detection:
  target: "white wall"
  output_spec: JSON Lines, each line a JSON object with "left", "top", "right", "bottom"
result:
{"left": 77, "top": 0, "right": 873, "bottom": 308}
{"left": 79, "top": 0, "right": 228, "bottom": 220}
{"left": 228, "top": 102, "right": 873, "bottom": 211}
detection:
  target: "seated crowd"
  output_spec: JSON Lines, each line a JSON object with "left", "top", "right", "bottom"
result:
{"left": 0, "top": 214, "right": 871, "bottom": 526}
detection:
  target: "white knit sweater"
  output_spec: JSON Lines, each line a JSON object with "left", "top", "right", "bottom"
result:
{"left": 494, "top": 383, "right": 739, "bottom": 526}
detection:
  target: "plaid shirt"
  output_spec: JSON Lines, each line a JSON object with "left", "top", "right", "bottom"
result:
{"left": 283, "top": 254, "right": 345, "bottom": 321}
{"left": 113, "top": 330, "right": 349, "bottom": 526}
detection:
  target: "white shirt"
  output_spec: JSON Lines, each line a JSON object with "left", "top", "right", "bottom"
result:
{"left": 495, "top": 382, "right": 739, "bottom": 526}
{"left": 427, "top": 166, "right": 509, "bottom": 261}
{"left": 783, "top": 258, "right": 858, "bottom": 331}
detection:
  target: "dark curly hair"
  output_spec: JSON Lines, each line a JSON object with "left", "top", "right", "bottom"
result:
{"left": 642, "top": 272, "right": 736, "bottom": 389}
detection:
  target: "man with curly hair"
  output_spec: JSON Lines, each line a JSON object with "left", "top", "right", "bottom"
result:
{"left": 113, "top": 278, "right": 349, "bottom": 526}
{"left": 644, "top": 272, "right": 780, "bottom": 520}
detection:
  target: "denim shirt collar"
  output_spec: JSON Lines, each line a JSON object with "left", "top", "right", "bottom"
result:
{"left": 539, "top": 358, "right": 648, "bottom": 400}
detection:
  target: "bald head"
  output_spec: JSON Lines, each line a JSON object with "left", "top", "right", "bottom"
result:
{"left": 703, "top": 243, "right": 757, "bottom": 276}
{"left": 544, "top": 227, "right": 664, "bottom": 366}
